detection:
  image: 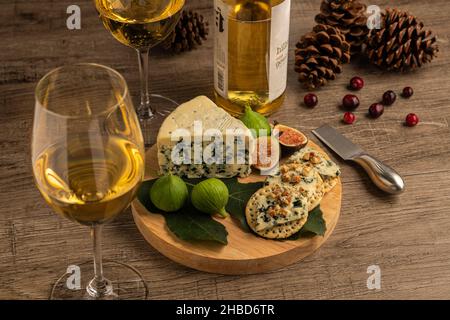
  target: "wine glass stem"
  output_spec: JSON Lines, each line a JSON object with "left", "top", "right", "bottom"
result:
{"left": 86, "top": 224, "right": 113, "bottom": 298}
{"left": 137, "top": 48, "right": 155, "bottom": 119}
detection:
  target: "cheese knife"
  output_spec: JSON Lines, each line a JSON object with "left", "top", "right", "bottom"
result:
{"left": 312, "top": 125, "right": 405, "bottom": 194}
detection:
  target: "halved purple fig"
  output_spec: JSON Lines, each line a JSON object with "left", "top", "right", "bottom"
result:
{"left": 273, "top": 124, "right": 308, "bottom": 149}
{"left": 252, "top": 136, "right": 280, "bottom": 171}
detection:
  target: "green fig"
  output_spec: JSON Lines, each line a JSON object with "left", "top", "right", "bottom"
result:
{"left": 150, "top": 174, "right": 188, "bottom": 212}
{"left": 191, "top": 178, "right": 229, "bottom": 218}
{"left": 240, "top": 104, "right": 271, "bottom": 138}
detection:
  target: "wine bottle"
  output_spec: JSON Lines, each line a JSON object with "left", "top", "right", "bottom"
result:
{"left": 214, "top": 0, "right": 291, "bottom": 116}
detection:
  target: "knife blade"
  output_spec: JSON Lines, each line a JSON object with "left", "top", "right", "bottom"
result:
{"left": 312, "top": 124, "right": 363, "bottom": 160}
{"left": 312, "top": 125, "right": 405, "bottom": 194}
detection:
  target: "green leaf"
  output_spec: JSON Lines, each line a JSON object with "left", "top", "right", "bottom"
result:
{"left": 224, "top": 178, "right": 264, "bottom": 232}
{"left": 164, "top": 209, "right": 228, "bottom": 244}
{"left": 303, "top": 206, "right": 326, "bottom": 236}
{"left": 137, "top": 179, "right": 228, "bottom": 245}
{"left": 286, "top": 206, "right": 326, "bottom": 240}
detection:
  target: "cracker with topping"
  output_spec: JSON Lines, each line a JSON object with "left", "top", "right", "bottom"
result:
{"left": 265, "top": 163, "right": 324, "bottom": 211}
{"left": 287, "top": 146, "right": 340, "bottom": 193}
{"left": 245, "top": 184, "right": 308, "bottom": 239}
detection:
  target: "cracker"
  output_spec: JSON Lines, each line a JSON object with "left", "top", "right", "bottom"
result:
{"left": 288, "top": 146, "right": 341, "bottom": 183}
{"left": 258, "top": 216, "right": 308, "bottom": 239}
{"left": 245, "top": 184, "right": 309, "bottom": 239}
{"left": 322, "top": 176, "right": 339, "bottom": 193}
{"left": 265, "top": 163, "right": 324, "bottom": 211}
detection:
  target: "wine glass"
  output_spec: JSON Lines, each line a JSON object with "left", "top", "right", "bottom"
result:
{"left": 32, "top": 63, "right": 147, "bottom": 300}
{"left": 95, "top": 0, "right": 185, "bottom": 146}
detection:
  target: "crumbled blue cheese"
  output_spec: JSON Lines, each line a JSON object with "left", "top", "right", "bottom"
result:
{"left": 251, "top": 185, "right": 308, "bottom": 232}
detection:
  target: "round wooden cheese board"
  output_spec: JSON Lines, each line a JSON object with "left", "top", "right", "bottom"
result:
{"left": 131, "top": 141, "right": 341, "bottom": 275}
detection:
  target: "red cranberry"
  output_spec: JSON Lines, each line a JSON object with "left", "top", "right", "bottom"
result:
{"left": 304, "top": 93, "right": 318, "bottom": 108}
{"left": 382, "top": 90, "right": 397, "bottom": 105}
{"left": 343, "top": 112, "right": 356, "bottom": 124}
{"left": 402, "top": 87, "right": 414, "bottom": 98}
{"left": 342, "top": 94, "right": 360, "bottom": 110}
{"left": 405, "top": 113, "right": 419, "bottom": 127}
{"left": 349, "top": 76, "right": 364, "bottom": 90}
{"left": 369, "top": 103, "right": 384, "bottom": 118}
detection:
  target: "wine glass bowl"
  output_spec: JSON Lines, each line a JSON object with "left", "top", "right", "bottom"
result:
{"left": 96, "top": 0, "right": 184, "bottom": 49}
{"left": 32, "top": 63, "right": 147, "bottom": 299}
{"left": 94, "top": 0, "right": 185, "bottom": 146}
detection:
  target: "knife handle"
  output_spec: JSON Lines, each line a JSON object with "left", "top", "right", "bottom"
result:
{"left": 351, "top": 154, "right": 405, "bottom": 194}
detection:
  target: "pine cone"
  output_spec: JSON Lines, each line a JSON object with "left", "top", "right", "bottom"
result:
{"left": 295, "top": 24, "right": 351, "bottom": 90}
{"left": 366, "top": 8, "right": 438, "bottom": 71}
{"left": 315, "top": 0, "right": 369, "bottom": 55}
{"left": 162, "top": 10, "right": 209, "bottom": 53}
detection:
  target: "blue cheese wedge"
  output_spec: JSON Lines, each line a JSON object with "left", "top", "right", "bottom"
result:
{"left": 245, "top": 184, "right": 308, "bottom": 239}
{"left": 157, "top": 96, "right": 254, "bottom": 178}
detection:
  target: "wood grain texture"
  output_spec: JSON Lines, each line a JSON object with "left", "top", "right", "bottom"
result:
{"left": 1, "top": 0, "right": 450, "bottom": 299}
{"left": 131, "top": 142, "right": 341, "bottom": 275}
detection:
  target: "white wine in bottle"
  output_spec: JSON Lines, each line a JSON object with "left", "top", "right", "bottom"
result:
{"left": 214, "top": 0, "right": 291, "bottom": 116}
{"left": 95, "top": 0, "right": 184, "bottom": 49}
{"left": 33, "top": 136, "right": 144, "bottom": 225}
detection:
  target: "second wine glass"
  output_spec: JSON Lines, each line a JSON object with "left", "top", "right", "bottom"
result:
{"left": 95, "top": 0, "right": 185, "bottom": 145}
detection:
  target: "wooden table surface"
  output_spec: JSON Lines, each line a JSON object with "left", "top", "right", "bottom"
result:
{"left": 1, "top": 0, "right": 450, "bottom": 300}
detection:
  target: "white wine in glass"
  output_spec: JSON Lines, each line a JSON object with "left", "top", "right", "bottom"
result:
{"left": 33, "top": 135, "right": 143, "bottom": 225}
{"left": 32, "top": 63, "right": 147, "bottom": 300}
{"left": 95, "top": 0, "right": 185, "bottom": 145}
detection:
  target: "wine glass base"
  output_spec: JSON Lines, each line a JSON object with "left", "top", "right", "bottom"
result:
{"left": 138, "top": 94, "right": 179, "bottom": 147}
{"left": 49, "top": 260, "right": 149, "bottom": 300}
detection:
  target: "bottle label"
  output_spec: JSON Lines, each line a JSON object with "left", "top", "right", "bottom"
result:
{"left": 269, "top": 0, "right": 290, "bottom": 102}
{"left": 214, "top": 0, "right": 290, "bottom": 103}
{"left": 214, "top": 0, "right": 229, "bottom": 98}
